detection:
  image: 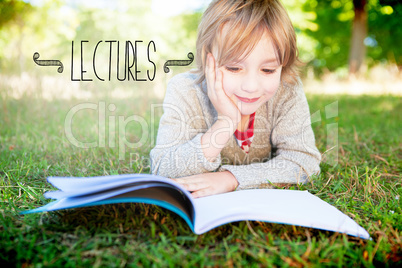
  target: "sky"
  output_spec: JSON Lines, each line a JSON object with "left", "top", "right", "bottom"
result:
{"left": 152, "top": 0, "right": 211, "bottom": 16}
{"left": 27, "top": 0, "right": 212, "bottom": 17}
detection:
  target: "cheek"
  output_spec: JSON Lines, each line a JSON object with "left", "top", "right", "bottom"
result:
{"left": 221, "top": 74, "right": 238, "bottom": 96}
{"left": 263, "top": 73, "right": 281, "bottom": 96}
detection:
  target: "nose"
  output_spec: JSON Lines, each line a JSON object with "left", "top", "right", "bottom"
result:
{"left": 240, "top": 71, "right": 259, "bottom": 94}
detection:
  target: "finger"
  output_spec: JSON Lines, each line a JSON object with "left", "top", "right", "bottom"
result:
{"left": 215, "top": 68, "right": 231, "bottom": 100}
{"left": 214, "top": 69, "right": 231, "bottom": 108}
{"left": 191, "top": 188, "right": 213, "bottom": 198}
{"left": 172, "top": 176, "right": 202, "bottom": 184}
{"left": 171, "top": 178, "right": 179, "bottom": 184}
{"left": 208, "top": 53, "right": 215, "bottom": 73}
{"left": 206, "top": 54, "right": 217, "bottom": 99}
{"left": 206, "top": 55, "right": 215, "bottom": 88}
{"left": 172, "top": 178, "right": 192, "bottom": 188}
{"left": 181, "top": 181, "right": 209, "bottom": 192}
{"left": 215, "top": 69, "right": 241, "bottom": 116}
{"left": 171, "top": 178, "right": 191, "bottom": 189}
{"left": 173, "top": 177, "right": 209, "bottom": 192}
{"left": 214, "top": 69, "right": 225, "bottom": 97}
{"left": 205, "top": 54, "right": 215, "bottom": 82}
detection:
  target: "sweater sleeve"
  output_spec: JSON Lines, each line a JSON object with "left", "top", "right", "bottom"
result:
{"left": 219, "top": 80, "right": 321, "bottom": 190}
{"left": 150, "top": 73, "right": 221, "bottom": 178}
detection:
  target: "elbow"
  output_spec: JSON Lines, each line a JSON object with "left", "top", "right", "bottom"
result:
{"left": 302, "top": 161, "right": 321, "bottom": 185}
{"left": 307, "top": 148, "right": 322, "bottom": 179}
{"left": 149, "top": 149, "right": 176, "bottom": 178}
{"left": 313, "top": 163, "right": 321, "bottom": 177}
{"left": 149, "top": 149, "right": 162, "bottom": 176}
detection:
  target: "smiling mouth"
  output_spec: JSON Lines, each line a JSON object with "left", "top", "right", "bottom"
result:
{"left": 235, "top": 95, "right": 260, "bottom": 103}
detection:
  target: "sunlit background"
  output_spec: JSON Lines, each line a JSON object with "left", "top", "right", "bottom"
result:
{"left": 0, "top": 0, "right": 401, "bottom": 101}
{"left": 1, "top": 2, "right": 401, "bottom": 265}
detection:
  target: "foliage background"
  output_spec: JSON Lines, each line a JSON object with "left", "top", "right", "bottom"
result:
{"left": 0, "top": 0, "right": 401, "bottom": 266}
{"left": 0, "top": 0, "right": 401, "bottom": 80}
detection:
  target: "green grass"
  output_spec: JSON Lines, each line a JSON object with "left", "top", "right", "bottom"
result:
{"left": 0, "top": 93, "right": 401, "bottom": 267}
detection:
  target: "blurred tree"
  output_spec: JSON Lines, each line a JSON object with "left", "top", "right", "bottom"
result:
{"left": 349, "top": 0, "right": 367, "bottom": 75}
{"left": 0, "top": 0, "right": 69, "bottom": 73}
{"left": 368, "top": 0, "right": 402, "bottom": 71}
{"left": 303, "top": 0, "right": 353, "bottom": 76}
{"left": 0, "top": 0, "right": 32, "bottom": 29}
{"left": 0, "top": 0, "right": 33, "bottom": 71}
{"left": 303, "top": 0, "right": 402, "bottom": 76}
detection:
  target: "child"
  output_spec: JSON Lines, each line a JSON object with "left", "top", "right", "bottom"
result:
{"left": 150, "top": 0, "right": 321, "bottom": 198}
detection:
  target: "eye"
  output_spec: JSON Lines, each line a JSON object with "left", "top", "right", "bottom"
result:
{"left": 225, "top": 66, "right": 241, "bottom": 73}
{"left": 262, "top": 68, "right": 276, "bottom": 74}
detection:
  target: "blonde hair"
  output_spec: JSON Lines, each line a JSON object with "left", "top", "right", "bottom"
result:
{"left": 195, "top": 0, "right": 301, "bottom": 85}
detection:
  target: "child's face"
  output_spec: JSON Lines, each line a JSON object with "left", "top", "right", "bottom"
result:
{"left": 215, "top": 32, "right": 282, "bottom": 116}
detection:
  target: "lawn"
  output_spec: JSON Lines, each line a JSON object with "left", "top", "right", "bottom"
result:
{"left": 0, "top": 90, "right": 401, "bottom": 267}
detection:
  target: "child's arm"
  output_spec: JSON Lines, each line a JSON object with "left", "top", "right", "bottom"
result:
{"left": 150, "top": 55, "right": 240, "bottom": 180}
{"left": 200, "top": 53, "right": 241, "bottom": 162}
{"left": 172, "top": 80, "right": 320, "bottom": 197}
{"left": 150, "top": 72, "right": 240, "bottom": 197}
{"left": 149, "top": 72, "right": 231, "bottom": 179}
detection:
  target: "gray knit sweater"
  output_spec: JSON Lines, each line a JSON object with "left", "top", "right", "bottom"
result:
{"left": 150, "top": 72, "right": 321, "bottom": 190}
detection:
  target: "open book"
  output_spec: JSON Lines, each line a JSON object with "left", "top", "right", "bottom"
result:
{"left": 23, "top": 174, "right": 369, "bottom": 239}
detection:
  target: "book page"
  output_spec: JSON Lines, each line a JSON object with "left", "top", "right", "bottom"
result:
{"left": 45, "top": 174, "right": 193, "bottom": 203}
{"left": 46, "top": 174, "right": 167, "bottom": 192}
{"left": 112, "top": 187, "right": 194, "bottom": 221}
{"left": 193, "top": 189, "right": 369, "bottom": 239}
{"left": 46, "top": 181, "right": 158, "bottom": 199}
{"left": 27, "top": 175, "right": 196, "bottom": 226}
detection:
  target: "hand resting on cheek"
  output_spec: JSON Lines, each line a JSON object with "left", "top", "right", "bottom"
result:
{"left": 206, "top": 53, "right": 242, "bottom": 128}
